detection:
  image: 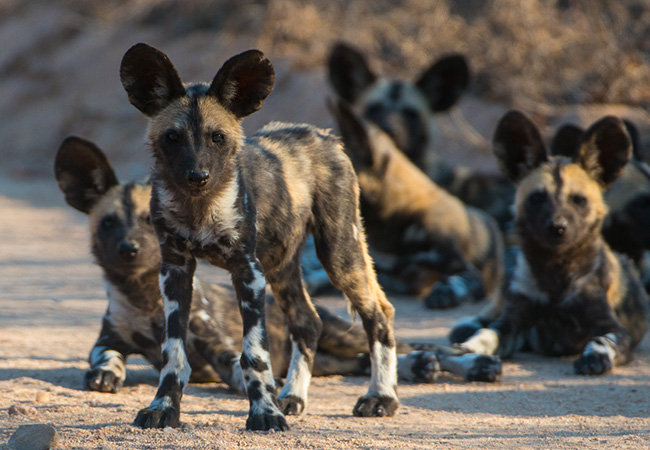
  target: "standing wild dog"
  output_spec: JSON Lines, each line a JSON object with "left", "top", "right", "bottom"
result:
{"left": 329, "top": 99, "right": 504, "bottom": 310}
{"left": 119, "top": 43, "right": 398, "bottom": 431}
{"left": 328, "top": 42, "right": 515, "bottom": 229}
{"left": 457, "top": 111, "right": 649, "bottom": 375}
{"left": 54, "top": 136, "right": 501, "bottom": 394}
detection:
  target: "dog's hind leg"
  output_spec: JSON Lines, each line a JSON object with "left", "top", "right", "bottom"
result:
{"left": 313, "top": 205, "right": 398, "bottom": 417}
{"left": 266, "top": 252, "right": 323, "bottom": 416}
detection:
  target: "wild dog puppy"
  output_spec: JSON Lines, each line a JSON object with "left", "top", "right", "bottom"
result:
{"left": 330, "top": 99, "right": 504, "bottom": 310}
{"left": 119, "top": 43, "right": 398, "bottom": 431}
{"left": 457, "top": 111, "right": 649, "bottom": 375}
{"left": 55, "top": 138, "right": 501, "bottom": 395}
{"left": 328, "top": 42, "right": 515, "bottom": 229}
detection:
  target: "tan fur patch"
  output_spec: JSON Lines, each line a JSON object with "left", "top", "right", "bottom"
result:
{"left": 89, "top": 186, "right": 124, "bottom": 233}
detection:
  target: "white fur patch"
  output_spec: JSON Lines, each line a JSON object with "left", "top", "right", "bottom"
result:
{"left": 161, "top": 337, "right": 191, "bottom": 387}
{"left": 105, "top": 282, "right": 158, "bottom": 349}
{"left": 279, "top": 341, "right": 312, "bottom": 409}
{"left": 246, "top": 263, "right": 266, "bottom": 294}
{"left": 461, "top": 328, "right": 500, "bottom": 355}
{"left": 583, "top": 333, "right": 618, "bottom": 364}
{"left": 89, "top": 346, "right": 126, "bottom": 380}
{"left": 367, "top": 341, "right": 398, "bottom": 398}
{"left": 352, "top": 224, "right": 359, "bottom": 242}
{"left": 510, "top": 252, "right": 549, "bottom": 304}
{"left": 149, "top": 395, "right": 173, "bottom": 411}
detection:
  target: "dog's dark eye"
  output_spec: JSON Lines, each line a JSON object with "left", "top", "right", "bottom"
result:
{"left": 528, "top": 191, "right": 547, "bottom": 205}
{"left": 212, "top": 132, "right": 224, "bottom": 144}
{"left": 101, "top": 215, "right": 116, "bottom": 229}
{"left": 570, "top": 194, "right": 587, "bottom": 207}
{"left": 166, "top": 130, "right": 180, "bottom": 142}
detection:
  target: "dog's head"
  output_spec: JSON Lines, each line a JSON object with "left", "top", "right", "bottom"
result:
{"left": 328, "top": 42, "right": 469, "bottom": 167}
{"left": 55, "top": 137, "right": 160, "bottom": 280}
{"left": 119, "top": 43, "right": 275, "bottom": 197}
{"left": 493, "top": 111, "right": 632, "bottom": 252}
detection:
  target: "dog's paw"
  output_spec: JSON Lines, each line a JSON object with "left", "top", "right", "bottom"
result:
{"left": 84, "top": 368, "right": 124, "bottom": 393}
{"left": 133, "top": 406, "right": 180, "bottom": 429}
{"left": 246, "top": 411, "right": 289, "bottom": 431}
{"left": 449, "top": 319, "right": 484, "bottom": 344}
{"left": 277, "top": 395, "right": 305, "bottom": 415}
{"left": 465, "top": 354, "right": 502, "bottom": 382}
{"left": 424, "top": 277, "right": 469, "bottom": 309}
{"left": 353, "top": 395, "right": 399, "bottom": 417}
{"left": 398, "top": 351, "right": 440, "bottom": 383}
{"left": 573, "top": 352, "right": 613, "bottom": 375}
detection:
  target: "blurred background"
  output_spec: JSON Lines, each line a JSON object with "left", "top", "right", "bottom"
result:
{"left": 1, "top": 0, "right": 649, "bottom": 186}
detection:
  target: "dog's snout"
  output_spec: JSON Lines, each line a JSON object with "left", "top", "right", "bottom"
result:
{"left": 186, "top": 170, "right": 210, "bottom": 187}
{"left": 118, "top": 241, "right": 140, "bottom": 260}
{"left": 546, "top": 218, "right": 568, "bottom": 237}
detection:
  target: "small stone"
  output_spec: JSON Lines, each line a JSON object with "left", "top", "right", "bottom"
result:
{"left": 8, "top": 404, "right": 37, "bottom": 416}
{"left": 9, "top": 424, "right": 59, "bottom": 450}
{"left": 35, "top": 392, "right": 50, "bottom": 403}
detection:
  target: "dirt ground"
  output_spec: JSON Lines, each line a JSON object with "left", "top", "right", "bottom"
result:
{"left": 1, "top": 177, "right": 649, "bottom": 450}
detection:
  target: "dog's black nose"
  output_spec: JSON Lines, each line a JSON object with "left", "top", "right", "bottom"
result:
{"left": 118, "top": 241, "right": 140, "bottom": 260}
{"left": 186, "top": 170, "right": 210, "bottom": 187}
{"left": 546, "top": 218, "right": 567, "bottom": 237}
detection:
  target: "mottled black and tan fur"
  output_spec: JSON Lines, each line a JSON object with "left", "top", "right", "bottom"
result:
{"left": 118, "top": 43, "right": 399, "bottom": 431}
{"left": 329, "top": 100, "right": 504, "bottom": 310}
{"left": 328, "top": 42, "right": 515, "bottom": 229}
{"left": 458, "top": 111, "right": 649, "bottom": 375}
{"left": 54, "top": 136, "right": 501, "bottom": 397}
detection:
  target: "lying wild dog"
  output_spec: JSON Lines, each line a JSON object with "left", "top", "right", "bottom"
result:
{"left": 328, "top": 42, "right": 515, "bottom": 229}
{"left": 54, "top": 136, "right": 502, "bottom": 394}
{"left": 119, "top": 43, "right": 398, "bottom": 431}
{"left": 326, "top": 99, "right": 504, "bottom": 310}
{"left": 456, "top": 110, "right": 649, "bottom": 375}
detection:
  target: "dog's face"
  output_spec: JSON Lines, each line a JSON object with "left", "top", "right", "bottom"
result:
{"left": 55, "top": 137, "right": 160, "bottom": 280}
{"left": 119, "top": 44, "right": 275, "bottom": 198}
{"left": 493, "top": 111, "right": 632, "bottom": 251}
{"left": 328, "top": 42, "right": 469, "bottom": 165}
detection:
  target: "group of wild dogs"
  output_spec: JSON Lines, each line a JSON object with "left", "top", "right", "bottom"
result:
{"left": 53, "top": 42, "right": 650, "bottom": 431}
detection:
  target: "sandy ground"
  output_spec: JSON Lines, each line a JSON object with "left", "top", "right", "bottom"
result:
{"left": 1, "top": 177, "right": 649, "bottom": 450}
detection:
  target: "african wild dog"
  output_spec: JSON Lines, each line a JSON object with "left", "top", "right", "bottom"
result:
{"left": 328, "top": 99, "right": 504, "bottom": 310}
{"left": 54, "top": 137, "right": 502, "bottom": 395}
{"left": 456, "top": 110, "right": 649, "bottom": 375}
{"left": 328, "top": 42, "right": 515, "bottom": 229}
{"left": 119, "top": 43, "right": 398, "bottom": 431}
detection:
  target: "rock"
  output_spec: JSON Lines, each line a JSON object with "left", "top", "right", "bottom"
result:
{"left": 8, "top": 424, "right": 59, "bottom": 450}
{"left": 35, "top": 392, "right": 50, "bottom": 403}
{"left": 8, "top": 404, "right": 37, "bottom": 416}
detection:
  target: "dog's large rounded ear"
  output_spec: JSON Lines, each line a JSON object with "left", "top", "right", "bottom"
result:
{"left": 576, "top": 116, "right": 632, "bottom": 188}
{"left": 329, "top": 98, "right": 374, "bottom": 170}
{"left": 207, "top": 49, "right": 274, "bottom": 119}
{"left": 54, "top": 137, "right": 119, "bottom": 214}
{"left": 493, "top": 110, "right": 548, "bottom": 183}
{"left": 415, "top": 54, "right": 470, "bottom": 112}
{"left": 328, "top": 42, "right": 377, "bottom": 104}
{"left": 551, "top": 124, "right": 584, "bottom": 158}
{"left": 120, "top": 43, "right": 186, "bottom": 117}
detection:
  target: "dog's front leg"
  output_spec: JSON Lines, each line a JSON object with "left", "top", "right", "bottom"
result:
{"left": 574, "top": 301, "right": 634, "bottom": 375}
{"left": 85, "top": 317, "right": 130, "bottom": 393}
{"left": 133, "top": 240, "right": 196, "bottom": 429}
{"left": 231, "top": 254, "right": 289, "bottom": 431}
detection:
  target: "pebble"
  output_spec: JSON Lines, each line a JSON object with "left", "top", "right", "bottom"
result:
{"left": 8, "top": 404, "right": 38, "bottom": 416}
{"left": 8, "top": 424, "right": 59, "bottom": 450}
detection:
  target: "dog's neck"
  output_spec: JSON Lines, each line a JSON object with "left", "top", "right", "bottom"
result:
{"left": 103, "top": 267, "right": 162, "bottom": 313}
{"left": 519, "top": 226, "right": 605, "bottom": 298}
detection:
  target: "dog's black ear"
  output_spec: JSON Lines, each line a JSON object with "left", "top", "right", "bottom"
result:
{"left": 623, "top": 119, "right": 642, "bottom": 161}
{"left": 328, "top": 42, "right": 377, "bottom": 104}
{"left": 577, "top": 116, "right": 632, "bottom": 188}
{"left": 55, "top": 137, "right": 119, "bottom": 214}
{"left": 120, "top": 43, "right": 186, "bottom": 117}
{"left": 493, "top": 110, "right": 548, "bottom": 183}
{"left": 207, "top": 49, "right": 274, "bottom": 119}
{"left": 329, "top": 98, "right": 374, "bottom": 170}
{"left": 551, "top": 124, "right": 584, "bottom": 158}
{"left": 416, "top": 54, "right": 469, "bottom": 112}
